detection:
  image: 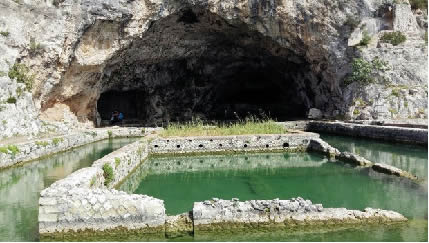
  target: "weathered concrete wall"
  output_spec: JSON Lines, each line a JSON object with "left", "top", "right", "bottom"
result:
{"left": 307, "top": 121, "right": 428, "bottom": 145}
{"left": 150, "top": 133, "right": 318, "bottom": 154}
{"left": 0, "top": 127, "right": 145, "bottom": 169}
{"left": 193, "top": 197, "right": 407, "bottom": 232}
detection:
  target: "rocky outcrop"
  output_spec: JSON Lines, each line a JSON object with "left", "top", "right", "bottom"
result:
{"left": 0, "top": 0, "right": 426, "bottom": 138}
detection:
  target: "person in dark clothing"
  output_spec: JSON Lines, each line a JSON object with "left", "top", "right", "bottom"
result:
{"left": 110, "top": 111, "right": 119, "bottom": 125}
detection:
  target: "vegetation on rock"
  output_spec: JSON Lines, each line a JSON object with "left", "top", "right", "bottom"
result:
{"left": 0, "top": 31, "right": 9, "bottom": 37}
{"left": 0, "top": 145, "right": 20, "bottom": 155}
{"left": 379, "top": 32, "right": 407, "bottom": 46}
{"left": 6, "top": 97, "right": 17, "bottom": 104}
{"left": 358, "top": 31, "right": 372, "bottom": 46}
{"left": 345, "top": 58, "right": 388, "bottom": 85}
{"left": 103, "top": 163, "right": 114, "bottom": 186}
{"left": 115, "top": 157, "right": 121, "bottom": 168}
{"left": 161, "top": 117, "right": 287, "bottom": 137}
{"left": 8, "top": 63, "right": 34, "bottom": 91}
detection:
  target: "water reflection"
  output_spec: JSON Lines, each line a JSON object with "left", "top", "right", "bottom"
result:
{"left": 320, "top": 133, "right": 428, "bottom": 179}
{"left": 0, "top": 137, "right": 138, "bottom": 241}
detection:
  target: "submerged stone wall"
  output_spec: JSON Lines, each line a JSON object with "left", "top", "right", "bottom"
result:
{"left": 39, "top": 133, "right": 411, "bottom": 238}
{"left": 0, "top": 127, "right": 145, "bottom": 169}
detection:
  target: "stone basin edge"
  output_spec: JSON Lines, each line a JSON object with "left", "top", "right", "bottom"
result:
{"left": 38, "top": 132, "right": 412, "bottom": 238}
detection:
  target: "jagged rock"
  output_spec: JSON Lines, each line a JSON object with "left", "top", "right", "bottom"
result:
{"left": 0, "top": 0, "right": 426, "bottom": 138}
{"left": 307, "top": 108, "right": 323, "bottom": 119}
{"left": 372, "top": 163, "right": 418, "bottom": 180}
{"left": 338, "top": 152, "right": 373, "bottom": 167}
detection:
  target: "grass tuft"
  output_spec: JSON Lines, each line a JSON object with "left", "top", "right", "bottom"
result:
{"left": 161, "top": 117, "right": 287, "bottom": 137}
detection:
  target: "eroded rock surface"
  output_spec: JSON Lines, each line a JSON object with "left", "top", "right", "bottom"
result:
{"left": 0, "top": 0, "right": 427, "bottom": 138}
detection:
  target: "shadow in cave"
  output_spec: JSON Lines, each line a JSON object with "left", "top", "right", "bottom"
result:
{"left": 95, "top": 7, "right": 315, "bottom": 127}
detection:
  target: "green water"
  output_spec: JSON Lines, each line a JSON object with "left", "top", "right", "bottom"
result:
{"left": 0, "top": 137, "right": 138, "bottom": 241}
{"left": 128, "top": 148, "right": 428, "bottom": 241}
{"left": 320, "top": 133, "right": 428, "bottom": 179}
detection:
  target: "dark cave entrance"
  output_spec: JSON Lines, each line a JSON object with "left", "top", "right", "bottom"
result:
{"left": 96, "top": 7, "right": 315, "bottom": 126}
{"left": 97, "top": 90, "right": 146, "bottom": 121}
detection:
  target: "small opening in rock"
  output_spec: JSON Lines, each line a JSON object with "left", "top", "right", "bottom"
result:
{"left": 154, "top": 145, "right": 159, "bottom": 148}
{"left": 177, "top": 9, "right": 199, "bottom": 24}
{"left": 176, "top": 144, "right": 181, "bottom": 148}
{"left": 198, "top": 144, "right": 204, "bottom": 148}
{"left": 283, "top": 143, "right": 289, "bottom": 148}
{"left": 244, "top": 144, "right": 248, "bottom": 148}
{"left": 266, "top": 144, "right": 269, "bottom": 148}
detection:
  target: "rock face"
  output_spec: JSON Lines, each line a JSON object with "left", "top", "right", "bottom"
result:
{"left": 0, "top": 0, "right": 427, "bottom": 138}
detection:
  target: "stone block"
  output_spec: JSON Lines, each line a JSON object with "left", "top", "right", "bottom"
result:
{"left": 39, "top": 213, "right": 58, "bottom": 223}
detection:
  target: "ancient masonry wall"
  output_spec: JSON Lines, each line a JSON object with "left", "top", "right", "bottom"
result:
{"left": 39, "top": 133, "right": 410, "bottom": 237}
{"left": 306, "top": 121, "right": 428, "bottom": 145}
{"left": 0, "top": 127, "right": 149, "bottom": 169}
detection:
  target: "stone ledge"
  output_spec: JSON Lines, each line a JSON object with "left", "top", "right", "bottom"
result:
{"left": 0, "top": 127, "right": 145, "bottom": 169}
{"left": 193, "top": 198, "right": 407, "bottom": 233}
{"left": 307, "top": 121, "right": 428, "bottom": 145}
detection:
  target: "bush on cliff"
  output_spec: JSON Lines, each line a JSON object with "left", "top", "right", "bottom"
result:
{"left": 380, "top": 32, "right": 407, "bottom": 46}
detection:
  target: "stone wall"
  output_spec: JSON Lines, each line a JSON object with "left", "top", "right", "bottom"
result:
{"left": 150, "top": 133, "right": 319, "bottom": 155}
{"left": 193, "top": 197, "right": 407, "bottom": 233}
{"left": 39, "top": 132, "right": 413, "bottom": 237}
{"left": 307, "top": 121, "right": 428, "bottom": 145}
{"left": 0, "top": 127, "right": 145, "bottom": 169}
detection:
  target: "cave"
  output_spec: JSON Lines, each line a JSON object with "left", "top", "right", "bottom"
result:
{"left": 53, "top": 7, "right": 321, "bottom": 126}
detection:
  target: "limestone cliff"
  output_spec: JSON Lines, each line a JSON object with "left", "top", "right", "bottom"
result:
{"left": 0, "top": 0, "right": 427, "bottom": 139}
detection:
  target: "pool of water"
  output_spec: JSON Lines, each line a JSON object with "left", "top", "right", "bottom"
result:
{"left": 0, "top": 137, "right": 139, "bottom": 241}
{"left": 125, "top": 150, "right": 427, "bottom": 241}
{"left": 320, "top": 133, "right": 428, "bottom": 179}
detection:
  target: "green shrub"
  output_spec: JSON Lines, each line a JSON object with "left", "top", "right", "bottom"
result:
{"left": 102, "top": 163, "right": 114, "bottom": 186}
{"left": 0, "top": 147, "right": 8, "bottom": 153}
{"left": 114, "top": 157, "right": 121, "bottom": 168}
{"left": 353, "top": 109, "right": 361, "bottom": 115}
{"left": 35, "top": 141, "right": 49, "bottom": 147}
{"left": 7, "top": 145, "right": 19, "bottom": 155}
{"left": 379, "top": 32, "right": 406, "bottom": 46}
{"left": 391, "top": 89, "right": 401, "bottom": 97}
{"left": 16, "top": 86, "right": 24, "bottom": 97}
{"left": 6, "top": 97, "right": 16, "bottom": 104}
{"left": 29, "top": 37, "right": 43, "bottom": 54}
{"left": 409, "top": 0, "right": 427, "bottom": 10}
{"left": 345, "top": 58, "right": 387, "bottom": 85}
{"left": 8, "top": 63, "right": 34, "bottom": 91}
{"left": 344, "top": 15, "right": 361, "bottom": 30}
{"left": 0, "top": 145, "right": 20, "bottom": 155}
{"left": 0, "top": 31, "right": 9, "bottom": 37}
{"left": 359, "top": 31, "right": 372, "bottom": 46}
{"left": 90, "top": 176, "right": 96, "bottom": 187}
{"left": 52, "top": 137, "right": 63, "bottom": 146}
